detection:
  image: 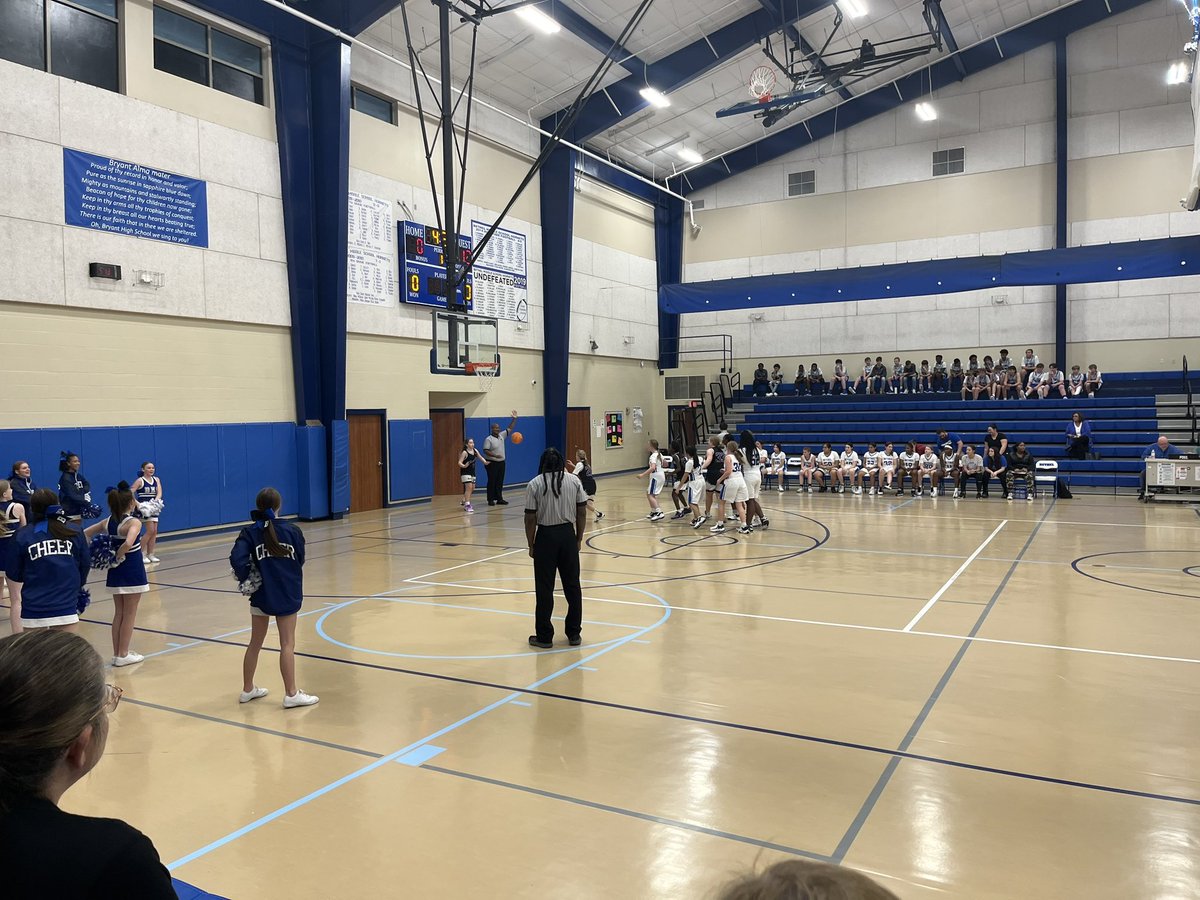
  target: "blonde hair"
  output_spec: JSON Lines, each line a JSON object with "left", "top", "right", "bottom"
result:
{"left": 715, "top": 860, "right": 899, "bottom": 900}
{"left": 0, "top": 631, "right": 106, "bottom": 812}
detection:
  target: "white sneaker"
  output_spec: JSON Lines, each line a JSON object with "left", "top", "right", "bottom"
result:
{"left": 931, "top": 487, "right": 938, "bottom": 497}
{"left": 778, "top": 486, "right": 784, "bottom": 492}
{"left": 693, "top": 515, "right": 708, "bottom": 529}
{"left": 142, "top": 555, "right": 151, "bottom": 563}
{"left": 953, "top": 489, "right": 961, "bottom": 499}
{"left": 853, "top": 486, "right": 862, "bottom": 494}
{"left": 868, "top": 487, "right": 875, "bottom": 495}
{"left": 283, "top": 690, "right": 320, "bottom": 708}
{"left": 240, "top": 686, "right": 269, "bottom": 703}
{"left": 726, "top": 514, "right": 738, "bottom": 521}
{"left": 112, "top": 652, "right": 144, "bottom": 668}
{"left": 807, "top": 486, "right": 814, "bottom": 493}
{"left": 149, "top": 555, "right": 160, "bottom": 563}
{"left": 710, "top": 523, "right": 725, "bottom": 533}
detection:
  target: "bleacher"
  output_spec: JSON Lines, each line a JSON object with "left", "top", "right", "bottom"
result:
{"left": 724, "top": 372, "right": 1197, "bottom": 492}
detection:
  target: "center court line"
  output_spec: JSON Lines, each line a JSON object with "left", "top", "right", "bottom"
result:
{"left": 166, "top": 531, "right": 669, "bottom": 872}
{"left": 902, "top": 521, "right": 1008, "bottom": 632}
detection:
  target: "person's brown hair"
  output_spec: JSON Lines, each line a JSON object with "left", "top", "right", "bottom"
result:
{"left": 251, "top": 487, "right": 288, "bottom": 558}
{"left": 715, "top": 860, "right": 900, "bottom": 900}
{"left": 30, "top": 488, "right": 75, "bottom": 541}
{"left": 0, "top": 630, "right": 106, "bottom": 812}
{"left": 106, "top": 481, "right": 134, "bottom": 519}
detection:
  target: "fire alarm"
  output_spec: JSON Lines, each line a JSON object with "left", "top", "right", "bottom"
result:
{"left": 88, "top": 263, "right": 122, "bottom": 281}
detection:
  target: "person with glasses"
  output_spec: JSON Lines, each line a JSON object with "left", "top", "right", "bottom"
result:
{"left": 0, "top": 630, "right": 175, "bottom": 897}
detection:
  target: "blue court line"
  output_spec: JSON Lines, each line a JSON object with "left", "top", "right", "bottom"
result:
{"left": 166, "top": 587, "right": 671, "bottom": 871}
{"left": 396, "top": 745, "right": 445, "bottom": 767}
{"left": 422, "top": 764, "right": 830, "bottom": 861}
{"left": 578, "top": 666, "right": 598, "bottom": 671}
{"left": 632, "top": 639, "right": 650, "bottom": 644}
{"left": 887, "top": 497, "right": 917, "bottom": 511}
{"left": 830, "top": 499, "right": 1058, "bottom": 863}
{"left": 123, "top": 697, "right": 383, "bottom": 758}
{"left": 509, "top": 700, "right": 532, "bottom": 707}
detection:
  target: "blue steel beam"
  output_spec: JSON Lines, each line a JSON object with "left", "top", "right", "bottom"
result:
{"left": 755, "top": 0, "right": 853, "bottom": 102}
{"left": 541, "top": 0, "right": 838, "bottom": 144}
{"left": 932, "top": 0, "right": 967, "bottom": 78}
{"left": 549, "top": 0, "right": 647, "bottom": 73}
{"left": 677, "top": 0, "right": 1155, "bottom": 193}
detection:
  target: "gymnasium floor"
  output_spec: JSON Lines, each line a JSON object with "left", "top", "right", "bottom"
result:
{"left": 32, "top": 478, "right": 1200, "bottom": 898}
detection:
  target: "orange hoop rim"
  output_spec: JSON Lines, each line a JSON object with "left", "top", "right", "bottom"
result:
{"left": 465, "top": 361, "right": 499, "bottom": 374}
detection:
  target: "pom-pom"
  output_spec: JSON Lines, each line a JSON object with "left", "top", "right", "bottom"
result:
{"left": 88, "top": 534, "right": 121, "bottom": 570}
{"left": 137, "top": 499, "right": 164, "bottom": 519}
{"left": 76, "top": 588, "right": 91, "bottom": 615}
{"left": 233, "top": 562, "right": 262, "bottom": 596}
{"left": 82, "top": 503, "right": 103, "bottom": 519}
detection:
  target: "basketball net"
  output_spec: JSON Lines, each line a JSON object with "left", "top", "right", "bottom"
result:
{"left": 468, "top": 361, "right": 498, "bottom": 392}
{"left": 749, "top": 66, "right": 776, "bottom": 103}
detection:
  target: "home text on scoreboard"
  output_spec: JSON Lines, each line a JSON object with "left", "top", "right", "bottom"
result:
{"left": 400, "top": 220, "right": 474, "bottom": 310}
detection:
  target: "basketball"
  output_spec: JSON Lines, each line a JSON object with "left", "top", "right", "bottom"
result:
{"left": 511, "top": 431, "right": 524, "bottom": 444}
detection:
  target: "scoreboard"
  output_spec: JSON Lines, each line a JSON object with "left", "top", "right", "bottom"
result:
{"left": 400, "top": 220, "right": 473, "bottom": 310}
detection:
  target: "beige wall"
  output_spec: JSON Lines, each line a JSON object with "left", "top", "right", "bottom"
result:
{"left": 2, "top": 302, "right": 294, "bottom": 427}
{"left": 1067, "top": 147, "right": 1193, "bottom": 222}
{"left": 574, "top": 181, "right": 656, "bottom": 259}
{"left": 568, "top": 356, "right": 662, "bottom": 474}
{"left": 123, "top": 0, "right": 277, "bottom": 141}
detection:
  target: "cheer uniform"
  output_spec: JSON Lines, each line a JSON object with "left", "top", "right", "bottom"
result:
{"left": 0, "top": 501, "right": 21, "bottom": 573}
{"left": 104, "top": 515, "right": 149, "bottom": 595}
{"left": 135, "top": 475, "right": 161, "bottom": 520}
{"left": 58, "top": 470, "right": 93, "bottom": 521}
{"left": 230, "top": 517, "right": 307, "bottom": 617}
{"left": 5, "top": 520, "right": 90, "bottom": 627}
{"left": 8, "top": 473, "right": 34, "bottom": 518}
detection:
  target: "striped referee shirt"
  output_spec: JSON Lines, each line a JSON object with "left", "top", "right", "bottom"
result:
{"left": 524, "top": 472, "right": 588, "bottom": 526}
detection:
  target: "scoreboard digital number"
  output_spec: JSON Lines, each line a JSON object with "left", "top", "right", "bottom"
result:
{"left": 400, "top": 220, "right": 473, "bottom": 310}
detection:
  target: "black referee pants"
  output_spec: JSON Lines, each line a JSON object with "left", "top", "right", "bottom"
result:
{"left": 533, "top": 523, "right": 582, "bottom": 642}
{"left": 486, "top": 460, "right": 507, "bottom": 503}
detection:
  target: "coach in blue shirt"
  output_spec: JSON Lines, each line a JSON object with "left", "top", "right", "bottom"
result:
{"left": 935, "top": 429, "right": 963, "bottom": 455}
{"left": 1139, "top": 435, "right": 1181, "bottom": 500}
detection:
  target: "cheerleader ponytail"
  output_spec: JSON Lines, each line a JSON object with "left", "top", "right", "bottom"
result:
{"left": 105, "top": 482, "right": 134, "bottom": 518}
{"left": 251, "top": 487, "right": 288, "bottom": 558}
{"left": 30, "top": 489, "right": 75, "bottom": 541}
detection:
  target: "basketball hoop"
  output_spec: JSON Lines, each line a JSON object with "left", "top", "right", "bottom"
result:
{"left": 466, "top": 361, "right": 498, "bottom": 391}
{"left": 749, "top": 66, "right": 776, "bottom": 103}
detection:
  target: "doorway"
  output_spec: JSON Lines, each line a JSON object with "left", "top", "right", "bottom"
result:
{"left": 431, "top": 409, "right": 465, "bottom": 495}
{"left": 567, "top": 407, "right": 591, "bottom": 464}
{"left": 347, "top": 412, "right": 386, "bottom": 512}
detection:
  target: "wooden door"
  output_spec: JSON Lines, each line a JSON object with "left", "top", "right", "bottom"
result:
{"left": 431, "top": 409, "right": 465, "bottom": 495}
{"left": 348, "top": 413, "right": 384, "bottom": 512}
{"left": 567, "top": 407, "right": 591, "bottom": 464}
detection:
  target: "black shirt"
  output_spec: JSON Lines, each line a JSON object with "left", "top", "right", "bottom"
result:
{"left": 0, "top": 797, "right": 175, "bottom": 899}
{"left": 985, "top": 431, "right": 1007, "bottom": 454}
{"left": 753, "top": 367, "right": 768, "bottom": 383}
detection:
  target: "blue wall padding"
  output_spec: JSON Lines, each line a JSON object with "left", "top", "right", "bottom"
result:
{"left": 0, "top": 422, "right": 302, "bottom": 532}
{"left": 465, "top": 415, "right": 546, "bottom": 487}
{"left": 329, "top": 418, "right": 350, "bottom": 514}
{"left": 294, "top": 424, "right": 329, "bottom": 520}
{"left": 387, "top": 419, "right": 433, "bottom": 501}
{"left": 661, "top": 236, "right": 1200, "bottom": 314}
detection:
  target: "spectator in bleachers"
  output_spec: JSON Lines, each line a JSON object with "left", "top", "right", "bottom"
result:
{"left": 715, "top": 859, "right": 899, "bottom": 900}
{"left": 984, "top": 447, "right": 1007, "bottom": 499}
{"left": 1006, "top": 441, "right": 1036, "bottom": 501}
{"left": 955, "top": 445, "right": 987, "bottom": 498}
{"left": 902, "top": 359, "right": 918, "bottom": 394}
{"left": 984, "top": 424, "right": 1008, "bottom": 458}
{"left": 949, "top": 357, "right": 964, "bottom": 393}
{"left": 997, "top": 348, "right": 1013, "bottom": 372}
{"left": 932, "top": 354, "right": 948, "bottom": 392}
{"left": 1024, "top": 363, "right": 1047, "bottom": 399}
{"left": 870, "top": 357, "right": 889, "bottom": 394}
{"left": 1067, "top": 364, "right": 1085, "bottom": 397}
{"left": 982, "top": 354, "right": 994, "bottom": 377}
{"left": 889, "top": 356, "right": 903, "bottom": 393}
{"left": 989, "top": 365, "right": 1006, "bottom": 400}
{"left": 832, "top": 359, "right": 850, "bottom": 395}
{"left": 853, "top": 357, "right": 873, "bottom": 394}
{"left": 807, "top": 362, "right": 826, "bottom": 396}
{"left": 1003, "top": 366, "right": 1021, "bottom": 398}
{"left": 1065, "top": 412, "right": 1093, "bottom": 460}
{"left": 1139, "top": 435, "right": 1182, "bottom": 500}
{"left": 967, "top": 353, "right": 979, "bottom": 373}
{"left": 1042, "top": 363, "right": 1067, "bottom": 399}
{"left": 1085, "top": 363, "right": 1103, "bottom": 397}
{"left": 794, "top": 365, "right": 806, "bottom": 395}
{"left": 751, "top": 363, "right": 769, "bottom": 398}
{"left": 768, "top": 364, "right": 784, "bottom": 396}
{"left": 919, "top": 359, "right": 932, "bottom": 393}
{"left": 962, "top": 368, "right": 986, "bottom": 400}
{"left": 1020, "top": 348, "right": 1040, "bottom": 388}
{"left": 973, "top": 368, "right": 992, "bottom": 400}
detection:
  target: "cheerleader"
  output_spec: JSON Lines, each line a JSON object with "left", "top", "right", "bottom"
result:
{"left": 4, "top": 489, "right": 89, "bottom": 632}
{"left": 231, "top": 488, "right": 318, "bottom": 708}
{"left": 878, "top": 442, "right": 898, "bottom": 493}
{"left": 458, "top": 439, "right": 486, "bottom": 513}
{"left": 769, "top": 443, "right": 787, "bottom": 492}
{"left": 7, "top": 460, "right": 35, "bottom": 518}
{"left": 711, "top": 441, "right": 750, "bottom": 534}
{"left": 739, "top": 431, "right": 768, "bottom": 529}
{"left": 131, "top": 461, "right": 163, "bottom": 562}
{"left": 56, "top": 452, "right": 95, "bottom": 522}
{"left": 84, "top": 484, "right": 149, "bottom": 667}
{"left": 569, "top": 450, "right": 602, "bottom": 521}
{"left": 1, "top": 479, "right": 28, "bottom": 628}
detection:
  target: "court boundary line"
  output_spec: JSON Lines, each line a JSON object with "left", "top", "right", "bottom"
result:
{"left": 903, "top": 521, "right": 1008, "bottom": 631}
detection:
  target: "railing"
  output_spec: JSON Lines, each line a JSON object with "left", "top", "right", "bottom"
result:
{"left": 668, "top": 403, "right": 707, "bottom": 451}
{"left": 660, "top": 334, "right": 734, "bottom": 373}
{"left": 1185, "top": 356, "right": 1197, "bottom": 445}
{"left": 706, "top": 384, "right": 727, "bottom": 427}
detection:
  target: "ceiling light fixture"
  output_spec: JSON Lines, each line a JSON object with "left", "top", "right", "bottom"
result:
{"left": 516, "top": 6, "right": 561, "bottom": 34}
{"left": 915, "top": 101, "right": 937, "bottom": 121}
{"left": 838, "top": 0, "right": 868, "bottom": 19}
{"left": 639, "top": 86, "right": 671, "bottom": 108}
{"left": 677, "top": 147, "right": 703, "bottom": 164}
{"left": 1167, "top": 60, "right": 1189, "bottom": 85}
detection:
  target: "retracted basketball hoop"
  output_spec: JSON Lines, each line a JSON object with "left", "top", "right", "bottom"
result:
{"left": 466, "top": 361, "right": 498, "bottom": 391}
{"left": 749, "top": 66, "right": 776, "bottom": 103}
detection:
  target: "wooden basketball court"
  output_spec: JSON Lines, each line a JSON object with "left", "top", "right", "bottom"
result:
{"left": 39, "top": 481, "right": 1200, "bottom": 898}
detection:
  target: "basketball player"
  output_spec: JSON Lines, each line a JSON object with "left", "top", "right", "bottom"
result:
{"left": 815, "top": 443, "right": 840, "bottom": 493}
{"left": 668, "top": 441, "right": 689, "bottom": 519}
{"left": 1042, "top": 363, "right": 1067, "bottom": 398}
{"left": 458, "top": 439, "right": 485, "bottom": 513}
{"left": 569, "top": 450, "right": 602, "bottom": 521}
{"left": 635, "top": 439, "right": 665, "bottom": 521}
{"left": 862, "top": 443, "right": 881, "bottom": 495}
{"left": 917, "top": 444, "right": 941, "bottom": 496}
{"left": 796, "top": 446, "right": 817, "bottom": 493}
{"left": 841, "top": 443, "right": 862, "bottom": 494}
{"left": 739, "top": 431, "right": 768, "bottom": 528}
{"left": 878, "top": 442, "right": 898, "bottom": 493}
{"left": 769, "top": 443, "right": 787, "bottom": 492}
{"left": 698, "top": 435, "right": 725, "bottom": 526}
{"left": 131, "top": 463, "right": 163, "bottom": 562}
{"left": 1067, "top": 364, "right": 1086, "bottom": 397}
{"left": 711, "top": 441, "right": 750, "bottom": 534}
{"left": 940, "top": 444, "right": 960, "bottom": 495}
{"left": 897, "top": 442, "right": 919, "bottom": 496}
{"left": 681, "top": 446, "right": 703, "bottom": 525}
{"left": 1024, "top": 363, "right": 1046, "bottom": 399}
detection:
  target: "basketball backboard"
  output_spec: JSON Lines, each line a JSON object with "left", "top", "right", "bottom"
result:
{"left": 431, "top": 310, "right": 500, "bottom": 376}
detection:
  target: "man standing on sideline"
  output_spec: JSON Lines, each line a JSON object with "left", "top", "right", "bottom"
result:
{"left": 524, "top": 448, "right": 589, "bottom": 649}
{"left": 483, "top": 410, "right": 518, "bottom": 506}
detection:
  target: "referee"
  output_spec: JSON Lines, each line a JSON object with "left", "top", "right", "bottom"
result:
{"left": 524, "top": 448, "right": 589, "bottom": 649}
